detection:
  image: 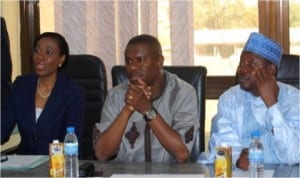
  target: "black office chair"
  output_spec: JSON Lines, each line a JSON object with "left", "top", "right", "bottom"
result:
{"left": 276, "top": 54, "right": 299, "bottom": 89}
{"left": 111, "top": 65, "right": 207, "bottom": 162}
{"left": 62, "top": 54, "right": 107, "bottom": 160}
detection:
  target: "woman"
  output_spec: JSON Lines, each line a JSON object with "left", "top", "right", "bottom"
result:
{"left": 1, "top": 32, "right": 85, "bottom": 155}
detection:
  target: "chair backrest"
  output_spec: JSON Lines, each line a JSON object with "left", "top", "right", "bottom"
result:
{"left": 61, "top": 54, "right": 107, "bottom": 160}
{"left": 111, "top": 65, "right": 207, "bottom": 162}
{"left": 276, "top": 54, "right": 299, "bottom": 89}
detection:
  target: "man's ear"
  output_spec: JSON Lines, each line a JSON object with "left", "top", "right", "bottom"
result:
{"left": 60, "top": 55, "right": 66, "bottom": 65}
{"left": 158, "top": 55, "right": 164, "bottom": 66}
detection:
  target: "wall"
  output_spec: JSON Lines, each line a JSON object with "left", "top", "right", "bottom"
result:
{"left": 1, "top": 1, "right": 21, "bottom": 81}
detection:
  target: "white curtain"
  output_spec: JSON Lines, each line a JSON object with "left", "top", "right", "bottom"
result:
{"left": 54, "top": 0, "right": 194, "bottom": 87}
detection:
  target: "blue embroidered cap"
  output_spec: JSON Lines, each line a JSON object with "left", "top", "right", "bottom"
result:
{"left": 243, "top": 32, "right": 283, "bottom": 67}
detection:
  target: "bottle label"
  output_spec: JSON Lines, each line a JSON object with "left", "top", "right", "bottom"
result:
{"left": 249, "top": 149, "right": 263, "bottom": 162}
{"left": 214, "top": 146, "right": 232, "bottom": 178}
{"left": 49, "top": 141, "right": 64, "bottom": 177}
{"left": 64, "top": 143, "right": 78, "bottom": 155}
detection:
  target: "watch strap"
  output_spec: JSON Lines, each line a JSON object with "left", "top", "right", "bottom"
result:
{"left": 144, "top": 107, "right": 157, "bottom": 121}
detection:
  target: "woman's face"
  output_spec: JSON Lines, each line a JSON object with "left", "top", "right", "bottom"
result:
{"left": 33, "top": 37, "right": 65, "bottom": 77}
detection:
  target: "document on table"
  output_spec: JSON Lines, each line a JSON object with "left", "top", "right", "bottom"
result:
{"left": 111, "top": 174, "right": 205, "bottom": 178}
{"left": 233, "top": 168, "right": 274, "bottom": 177}
{"left": 1, "top": 155, "right": 48, "bottom": 170}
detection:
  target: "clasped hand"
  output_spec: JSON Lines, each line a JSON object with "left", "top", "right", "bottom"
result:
{"left": 125, "top": 79, "right": 152, "bottom": 114}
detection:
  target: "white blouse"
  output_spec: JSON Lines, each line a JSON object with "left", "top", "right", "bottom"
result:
{"left": 35, "top": 108, "right": 43, "bottom": 122}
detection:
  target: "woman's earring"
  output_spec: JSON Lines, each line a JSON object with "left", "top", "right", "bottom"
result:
{"left": 59, "top": 64, "right": 62, "bottom": 67}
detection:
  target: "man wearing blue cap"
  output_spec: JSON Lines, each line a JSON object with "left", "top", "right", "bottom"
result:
{"left": 201, "top": 32, "right": 299, "bottom": 168}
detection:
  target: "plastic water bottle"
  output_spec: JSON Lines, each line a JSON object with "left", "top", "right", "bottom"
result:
{"left": 249, "top": 130, "right": 264, "bottom": 178}
{"left": 64, "top": 127, "right": 79, "bottom": 177}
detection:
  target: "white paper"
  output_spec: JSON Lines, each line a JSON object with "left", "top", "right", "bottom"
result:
{"left": 233, "top": 168, "right": 274, "bottom": 177}
{"left": 111, "top": 174, "right": 204, "bottom": 178}
{"left": 1, "top": 155, "right": 48, "bottom": 170}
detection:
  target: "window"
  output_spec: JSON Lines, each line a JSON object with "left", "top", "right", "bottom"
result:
{"left": 157, "top": 0, "right": 258, "bottom": 75}
{"left": 290, "top": 0, "right": 300, "bottom": 54}
{"left": 193, "top": 0, "right": 258, "bottom": 76}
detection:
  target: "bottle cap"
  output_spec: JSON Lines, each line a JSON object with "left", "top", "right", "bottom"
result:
{"left": 67, "top": 126, "right": 75, "bottom": 133}
{"left": 217, "top": 150, "right": 225, "bottom": 156}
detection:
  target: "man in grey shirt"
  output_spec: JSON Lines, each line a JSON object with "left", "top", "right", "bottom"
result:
{"left": 94, "top": 34, "right": 199, "bottom": 163}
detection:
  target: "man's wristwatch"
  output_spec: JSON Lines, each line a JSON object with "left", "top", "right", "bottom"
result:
{"left": 144, "top": 107, "right": 157, "bottom": 121}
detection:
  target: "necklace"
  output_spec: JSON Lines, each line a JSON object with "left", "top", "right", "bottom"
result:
{"left": 37, "top": 78, "right": 51, "bottom": 98}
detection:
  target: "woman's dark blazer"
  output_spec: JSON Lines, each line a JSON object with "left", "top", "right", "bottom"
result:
{"left": 1, "top": 72, "right": 85, "bottom": 155}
